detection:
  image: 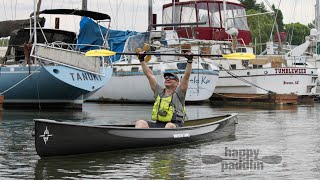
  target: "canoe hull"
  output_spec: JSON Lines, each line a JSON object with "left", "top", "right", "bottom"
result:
{"left": 34, "top": 114, "right": 237, "bottom": 157}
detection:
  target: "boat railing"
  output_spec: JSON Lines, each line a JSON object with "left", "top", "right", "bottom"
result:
{"left": 285, "top": 56, "right": 311, "bottom": 68}
{"left": 48, "top": 41, "right": 105, "bottom": 52}
{"left": 31, "top": 43, "right": 105, "bottom": 75}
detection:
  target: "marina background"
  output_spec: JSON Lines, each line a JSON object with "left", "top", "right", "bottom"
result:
{"left": 0, "top": 102, "right": 320, "bottom": 179}
{"left": 0, "top": 0, "right": 316, "bottom": 33}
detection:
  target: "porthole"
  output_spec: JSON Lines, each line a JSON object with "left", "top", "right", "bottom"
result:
{"left": 53, "top": 69, "right": 60, "bottom": 74}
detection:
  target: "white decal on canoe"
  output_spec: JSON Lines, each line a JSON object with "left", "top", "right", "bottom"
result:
{"left": 173, "top": 133, "right": 190, "bottom": 138}
{"left": 39, "top": 127, "right": 53, "bottom": 144}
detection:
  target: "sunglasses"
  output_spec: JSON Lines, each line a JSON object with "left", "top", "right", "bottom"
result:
{"left": 164, "top": 76, "right": 176, "bottom": 80}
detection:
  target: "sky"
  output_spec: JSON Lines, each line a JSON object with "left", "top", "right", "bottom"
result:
{"left": 0, "top": 0, "right": 317, "bottom": 33}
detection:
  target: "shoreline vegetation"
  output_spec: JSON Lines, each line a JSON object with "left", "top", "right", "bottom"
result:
{"left": 0, "top": 38, "right": 9, "bottom": 47}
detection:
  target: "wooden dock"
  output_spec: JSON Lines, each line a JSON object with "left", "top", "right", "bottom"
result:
{"left": 0, "top": 95, "right": 3, "bottom": 110}
{"left": 210, "top": 93, "right": 299, "bottom": 105}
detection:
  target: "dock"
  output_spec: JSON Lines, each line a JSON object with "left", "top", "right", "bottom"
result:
{"left": 0, "top": 95, "right": 4, "bottom": 110}
{"left": 210, "top": 93, "right": 299, "bottom": 105}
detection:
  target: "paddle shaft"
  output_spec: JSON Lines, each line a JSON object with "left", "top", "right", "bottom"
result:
{"left": 114, "top": 52, "right": 223, "bottom": 57}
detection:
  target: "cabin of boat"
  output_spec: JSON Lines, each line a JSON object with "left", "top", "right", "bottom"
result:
{"left": 3, "top": 28, "right": 76, "bottom": 64}
{"left": 162, "top": 0, "right": 251, "bottom": 45}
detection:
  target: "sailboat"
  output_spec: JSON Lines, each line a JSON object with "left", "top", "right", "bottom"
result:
{"left": 0, "top": 3, "right": 113, "bottom": 109}
{"left": 87, "top": 0, "right": 220, "bottom": 103}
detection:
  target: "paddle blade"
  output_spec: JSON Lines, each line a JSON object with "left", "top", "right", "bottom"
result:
{"left": 222, "top": 53, "right": 256, "bottom": 60}
{"left": 143, "top": 44, "right": 152, "bottom": 62}
{"left": 85, "top": 49, "right": 116, "bottom": 56}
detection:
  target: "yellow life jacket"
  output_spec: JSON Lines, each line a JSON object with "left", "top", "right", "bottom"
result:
{"left": 151, "top": 95, "right": 174, "bottom": 122}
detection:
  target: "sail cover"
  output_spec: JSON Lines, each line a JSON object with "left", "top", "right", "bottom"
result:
{"left": 77, "top": 17, "right": 138, "bottom": 62}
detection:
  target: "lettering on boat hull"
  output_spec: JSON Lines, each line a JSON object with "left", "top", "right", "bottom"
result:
{"left": 275, "top": 68, "right": 306, "bottom": 74}
{"left": 70, "top": 73, "right": 102, "bottom": 81}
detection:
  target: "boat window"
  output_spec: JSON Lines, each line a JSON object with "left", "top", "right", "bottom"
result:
{"left": 236, "top": 48, "right": 247, "bottom": 53}
{"left": 181, "top": 4, "right": 197, "bottom": 26}
{"left": 131, "top": 67, "right": 139, "bottom": 72}
{"left": 253, "top": 65, "right": 262, "bottom": 69}
{"left": 201, "top": 63, "right": 209, "bottom": 70}
{"left": 177, "top": 63, "right": 187, "bottom": 70}
{"left": 148, "top": 66, "right": 153, "bottom": 70}
{"left": 163, "top": 6, "right": 182, "bottom": 24}
{"left": 208, "top": 3, "right": 221, "bottom": 28}
{"left": 197, "top": 3, "right": 209, "bottom": 27}
{"left": 293, "top": 63, "right": 306, "bottom": 66}
{"left": 230, "top": 64, "right": 236, "bottom": 69}
{"left": 220, "top": 4, "right": 249, "bottom": 30}
{"left": 113, "top": 67, "right": 117, "bottom": 72}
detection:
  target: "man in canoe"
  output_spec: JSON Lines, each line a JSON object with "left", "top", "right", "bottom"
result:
{"left": 135, "top": 51, "right": 193, "bottom": 128}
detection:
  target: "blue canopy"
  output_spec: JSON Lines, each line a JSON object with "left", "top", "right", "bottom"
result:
{"left": 77, "top": 17, "right": 138, "bottom": 62}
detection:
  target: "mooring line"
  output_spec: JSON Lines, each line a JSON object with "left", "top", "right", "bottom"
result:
{"left": 0, "top": 66, "right": 42, "bottom": 95}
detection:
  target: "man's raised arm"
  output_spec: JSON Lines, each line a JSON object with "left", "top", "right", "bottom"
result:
{"left": 138, "top": 52, "right": 157, "bottom": 92}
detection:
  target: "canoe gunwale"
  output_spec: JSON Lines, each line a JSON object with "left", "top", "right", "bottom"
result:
{"left": 33, "top": 113, "right": 237, "bottom": 130}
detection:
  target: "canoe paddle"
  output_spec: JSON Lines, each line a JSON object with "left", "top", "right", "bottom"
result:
{"left": 85, "top": 49, "right": 256, "bottom": 60}
{"left": 201, "top": 155, "right": 282, "bottom": 164}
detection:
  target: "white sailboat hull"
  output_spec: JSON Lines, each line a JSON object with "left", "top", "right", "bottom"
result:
{"left": 89, "top": 61, "right": 219, "bottom": 102}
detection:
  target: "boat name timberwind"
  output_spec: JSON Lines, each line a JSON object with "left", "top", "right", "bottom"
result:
{"left": 70, "top": 73, "right": 102, "bottom": 81}
{"left": 275, "top": 68, "right": 306, "bottom": 74}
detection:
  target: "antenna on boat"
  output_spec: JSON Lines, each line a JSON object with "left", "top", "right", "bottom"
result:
{"left": 148, "top": 0, "right": 153, "bottom": 31}
{"left": 33, "top": 0, "right": 37, "bottom": 45}
{"left": 82, "top": 0, "right": 87, "bottom": 10}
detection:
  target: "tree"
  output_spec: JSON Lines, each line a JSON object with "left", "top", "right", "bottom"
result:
{"left": 308, "top": 20, "right": 315, "bottom": 29}
{"left": 246, "top": 9, "right": 274, "bottom": 53}
{"left": 285, "top": 23, "right": 310, "bottom": 45}
{"left": 239, "top": 0, "right": 267, "bottom": 12}
{"left": 271, "top": 5, "right": 284, "bottom": 32}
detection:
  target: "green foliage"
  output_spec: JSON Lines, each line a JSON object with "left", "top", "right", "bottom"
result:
{"left": 240, "top": 0, "right": 313, "bottom": 50}
{"left": 0, "top": 39, "right": 9, "bottom": 47}
{"left": 239, "top": 0, "right": 267, "bottom": 12}
{"left": 271, "top": 5, "right": 284, "bottom": 32}
{"left": 308, "top": 20, "right": 315, "bottom": 29}
{"left": 285, "top": 23, "right": 310, "bottom": 45}
{"left": 246, "top": 9, "right": 274, "bottom": 53}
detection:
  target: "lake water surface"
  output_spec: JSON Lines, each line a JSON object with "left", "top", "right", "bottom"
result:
{"left": 0, "top": 102, "right": 320, "bottom": 179}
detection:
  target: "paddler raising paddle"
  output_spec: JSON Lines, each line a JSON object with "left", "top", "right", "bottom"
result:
{"left": 135, "top": 51, "right": 193, "bottom": 128}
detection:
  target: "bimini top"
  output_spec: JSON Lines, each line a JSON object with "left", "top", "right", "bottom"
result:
{"left": 33, "top": 9, "right": 111, "bottom": 20}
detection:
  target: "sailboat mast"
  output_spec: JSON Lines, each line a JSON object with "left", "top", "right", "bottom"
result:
{"left": 316, "top": 0, "right": 320, "bottom": 39}
{"left": 82, "top": 0, "right": 87, "bottom": 10}
{"left": 33, "top": 0, "right": 37, "bottom": 45}
{"left": 148, "top": 0, "right": 153, "bottom": 31}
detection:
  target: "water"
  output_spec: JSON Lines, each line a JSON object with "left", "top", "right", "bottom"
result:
{"left": 0, "top": 102, "right": 320, "bottom": 179}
